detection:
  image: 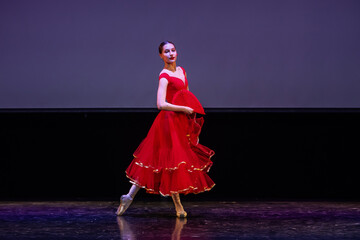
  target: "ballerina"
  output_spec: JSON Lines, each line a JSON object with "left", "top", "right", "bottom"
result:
{"left": 116, "top": 41, "right": 215, "bottom": 218}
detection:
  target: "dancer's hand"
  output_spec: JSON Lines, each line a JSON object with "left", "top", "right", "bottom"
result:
{"left": 183, "top": 106, "right": 194, "bottom": 114}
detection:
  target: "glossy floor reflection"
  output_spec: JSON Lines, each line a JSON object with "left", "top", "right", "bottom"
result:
{"left": 0, "top": 201, "right": 359, "bottom": 239}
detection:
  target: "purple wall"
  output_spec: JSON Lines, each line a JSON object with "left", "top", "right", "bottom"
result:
{"left": 1, "top": 0, "right": 359, "bottom": 108}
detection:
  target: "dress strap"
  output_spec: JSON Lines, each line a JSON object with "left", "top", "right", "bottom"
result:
{"left": 159, "top": 72, "right": 170, "bottom": 81}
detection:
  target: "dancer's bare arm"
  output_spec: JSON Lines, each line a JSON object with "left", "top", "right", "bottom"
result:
{"left": 157, "top": 78, "right": 193, "bottom": 114}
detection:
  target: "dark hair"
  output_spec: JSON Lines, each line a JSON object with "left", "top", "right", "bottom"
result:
{"left": 158, "top": 41, "right": 175, "bottom": 54}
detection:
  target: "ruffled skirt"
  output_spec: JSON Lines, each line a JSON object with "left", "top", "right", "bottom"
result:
{"left": 125, "top": 110, "right": 215, "bottom": 196}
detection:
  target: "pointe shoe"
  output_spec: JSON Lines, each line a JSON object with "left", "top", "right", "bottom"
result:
{"left": 176, "top": 210, "right": 187, "bottom": 218}
{"left": 116, "top": 195, "right": 133, "bottom": 216}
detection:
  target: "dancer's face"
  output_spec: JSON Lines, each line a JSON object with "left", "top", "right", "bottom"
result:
{"left": 160, "top": 43, "right": 177, "bottom": 64}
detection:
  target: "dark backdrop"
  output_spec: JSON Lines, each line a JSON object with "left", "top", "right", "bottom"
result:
{"left": 1, "top": 109, "right": 359, "bottom": 200}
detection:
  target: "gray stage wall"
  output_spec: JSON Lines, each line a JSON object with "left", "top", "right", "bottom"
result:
{"left": 1, "top": 0, "right": 360, "bottom": 108}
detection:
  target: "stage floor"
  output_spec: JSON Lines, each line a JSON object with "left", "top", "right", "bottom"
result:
{"left": 0, "top": 200, "right": 359, "bottom": 239}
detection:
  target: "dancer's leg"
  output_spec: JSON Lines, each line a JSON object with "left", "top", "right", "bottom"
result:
{"left": 127, "top": 184, "right": 141, "bottom": 199}
{"left": 171, "top": 193, "right": 187, "bottom": 218}
{"left": 116, "top": 184, "right": 140, "bottom": 216}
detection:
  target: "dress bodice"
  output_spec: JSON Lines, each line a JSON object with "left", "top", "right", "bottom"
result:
{"left": 126, "top": 67, "right": 214, "bottom": 197}
{"left": 159, "top": 67, "right": 188, "bottom": 104}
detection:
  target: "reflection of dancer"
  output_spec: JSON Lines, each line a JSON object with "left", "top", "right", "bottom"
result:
{"left": 172, "top": 218, "right": 187, "bottom": 240}
{"left": 116, "top": 216, "right": 186, "bottom": 240}
{"left": 116, "top": 217, "right": 135, "bottom": 240}
{"left": 116, "top": 41, "right": 215, "bottom": 218}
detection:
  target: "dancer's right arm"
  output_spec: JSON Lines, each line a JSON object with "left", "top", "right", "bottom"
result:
{"left": 157, "top": 78, "right": 193, "bottom": 114}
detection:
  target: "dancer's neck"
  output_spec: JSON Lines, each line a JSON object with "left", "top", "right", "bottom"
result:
{"left": 164, "top": 63, "right": 177, "bottom": 72}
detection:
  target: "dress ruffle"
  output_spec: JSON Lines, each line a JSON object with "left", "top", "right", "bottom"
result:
{"left": 125, "top": 110, "right": 215, "bottom": 196}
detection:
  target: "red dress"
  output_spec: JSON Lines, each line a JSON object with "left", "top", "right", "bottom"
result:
{"left": 125, "top": 67, "right": 215, "bottom": 196}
